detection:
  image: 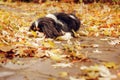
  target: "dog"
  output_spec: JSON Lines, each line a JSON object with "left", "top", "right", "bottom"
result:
{"left": 29, "top": 12, "right": 81, "bottom": 38}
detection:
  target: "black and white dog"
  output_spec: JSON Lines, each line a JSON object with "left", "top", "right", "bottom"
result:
{"left": 29, "top": 13, "right": 80, "bottom": 38}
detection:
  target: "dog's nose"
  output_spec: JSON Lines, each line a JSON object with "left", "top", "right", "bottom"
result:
{"left": 34, "top": 27, "right": 40, "bottom": 31}
{"left": 36, "top": 27, "right": 40, "bottom": 31}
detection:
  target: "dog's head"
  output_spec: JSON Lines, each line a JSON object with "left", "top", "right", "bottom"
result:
{"left": 29, "top": 21, "right": 39, "bottom": 32}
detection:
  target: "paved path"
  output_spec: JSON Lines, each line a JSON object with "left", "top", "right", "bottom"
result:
{"left": 0, "top": 37, "right": 120, "bottom": 80}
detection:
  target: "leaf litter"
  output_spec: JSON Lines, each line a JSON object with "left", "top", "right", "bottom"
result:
{"left": 0, "top": 1, "right": 120, "bottom": 80}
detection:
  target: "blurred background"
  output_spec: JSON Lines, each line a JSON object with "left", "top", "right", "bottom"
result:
{"left": 1, "top": 0, "right": 120, "bottom": 4}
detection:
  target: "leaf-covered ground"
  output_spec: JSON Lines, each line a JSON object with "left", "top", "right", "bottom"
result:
{"left": 0, "top": 1, "right": 120, "bottom": 80}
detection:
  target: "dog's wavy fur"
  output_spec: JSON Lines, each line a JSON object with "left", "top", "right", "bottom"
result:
{"left": 29, "top": 13, "right": 80, "bottom": 38}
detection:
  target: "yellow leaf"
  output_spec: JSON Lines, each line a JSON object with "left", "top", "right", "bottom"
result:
{"left": 0, "top": 26, "right": 3, "bottom": 30}
{"left": 86, "top": 26, "right": 98, "bottom": 32}
{"left": 59, "top": 71, "right": 68, "bottom": 78}
{"left": 103, "top": 62, "right": 118, "bottom": 69}
{"left": 47, "top": 50, "right": 64, "bottom": 62}
{"left": 79, "top": 30, "right": 89, "bottom": 36}
{"left": 103, "top": 30, "right": 111, "bottom": 36}
{"left": 72, "top": 30, "right": 80, "bottom": 37}
{"left": 31, "top": 31, "right": 37, "bottom": 37}
{"left": 50, "top": 54, "right": 63, "bottom": 62}
{"left": 42, "top": 40, "right": 55, "bottom": 48}
{"left": 48, "top": 77, "right": 56, "bottom": 80}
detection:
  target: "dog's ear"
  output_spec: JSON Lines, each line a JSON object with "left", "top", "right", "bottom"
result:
{"left": 41, "top": 25, "right": 60, "bottom": 38}
{"left": 40, "top": 19, "right": 62, "bottom": 38}
{"left": 29, "top": 22, "right": 35, "bottom": 31}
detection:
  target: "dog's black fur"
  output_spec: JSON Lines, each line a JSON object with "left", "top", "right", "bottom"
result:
{"left": 29, "top": 13, "right": 80, "bottom": 38}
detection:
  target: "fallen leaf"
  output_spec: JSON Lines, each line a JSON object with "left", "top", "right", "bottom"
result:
{"left": 102, "top": 62, "right": 118, "bottom": 69}
{"left": 52, "top": 62, "right": 72, "bottom": 68}
{"left": 59, "top": 71, "right": 68, "bottom": 77}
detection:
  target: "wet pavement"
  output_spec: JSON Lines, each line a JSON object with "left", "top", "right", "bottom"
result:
{"left": 0, "top": 36, "right": 120, "bottom": 80}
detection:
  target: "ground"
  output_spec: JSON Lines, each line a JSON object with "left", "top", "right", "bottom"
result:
{"left": 0, "top": 1, "right": 120, "bottom": 80}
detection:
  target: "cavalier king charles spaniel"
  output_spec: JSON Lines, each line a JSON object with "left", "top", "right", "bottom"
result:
{"left": 29, "top": 13, "right": 81, "bottom": 38}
